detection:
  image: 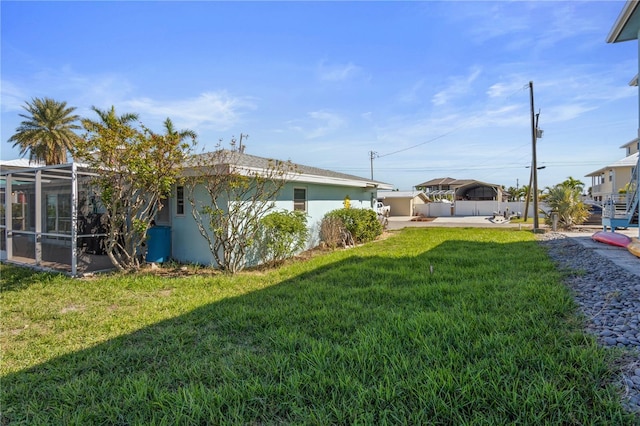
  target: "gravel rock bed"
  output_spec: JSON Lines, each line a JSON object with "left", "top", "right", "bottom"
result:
{"left": 537, "top": 232, "right": 640, "bottom": 414}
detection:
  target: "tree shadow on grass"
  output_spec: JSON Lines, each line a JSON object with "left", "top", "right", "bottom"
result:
{"left": 1, "top": 237, "right": 634, "bottom": 424}
{"left": 0, "top": 264, "right": 67, "bottom": 292}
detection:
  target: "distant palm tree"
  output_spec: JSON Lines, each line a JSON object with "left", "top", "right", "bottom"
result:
{"left": 80, "top": 106, "right": 140, "bottom": 165}
{"left": 9, "top": 97, "right": 82, "bottom": 165}
{"left": 561, "top": 176, "right": 585, "bottom": 193}
{"left": 83, "top": 105, "right": 139, "bottom": 129}
{"left": 158, "top": 117, "right": 197, "bottom": 144}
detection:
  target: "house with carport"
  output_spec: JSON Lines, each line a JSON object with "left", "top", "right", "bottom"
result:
{"left": 415, "top": 177, "right": 506, "bottom": 202}
{"left": 413, "top": 177, "right": 531, "bottom": 217}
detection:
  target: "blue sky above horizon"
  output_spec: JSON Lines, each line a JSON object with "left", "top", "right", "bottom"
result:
{"left": 1, "top": 1, "right": 637, "bottom": 191}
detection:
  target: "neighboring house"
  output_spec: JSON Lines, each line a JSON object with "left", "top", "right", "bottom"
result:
{"left": 0, "top": 152, "right": 393, "bottom": 274}
{"left": 376, "top": 190, "right": 429, "bottom": 216}
{"left": 415, "top": 177, "right": 505, "bottom": 201}
{"left": 586, "top": 138, "right": 639, "bottom": 202}
{"left": 605, "top": 1, "right": 640, "bottom": 233}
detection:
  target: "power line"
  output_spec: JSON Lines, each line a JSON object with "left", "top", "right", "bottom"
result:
{"left": 376, "top": 128, "right": 461, "bottom": 159}
{"left": 375, "top": 83, "right": 532, "bottom": 160}
{"left": 338, "top": 160, "right": 609, "bottom": 173}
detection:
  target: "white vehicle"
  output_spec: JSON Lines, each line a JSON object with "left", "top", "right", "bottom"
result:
{"left": 375, "top": 201, "right": 390, "bottom": 217}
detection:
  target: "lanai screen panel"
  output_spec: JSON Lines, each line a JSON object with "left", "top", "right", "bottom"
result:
{"left": 2, "top": 164, "right": 114, "bottom": 275}
{"left": 41, "top": 169, "right": 74, "bottom": 269}
{"left": 10, "top": 173, "right": 37, "bottom": 265}
{"left": 1, "top": 178, "right": 7, "bottom": 257}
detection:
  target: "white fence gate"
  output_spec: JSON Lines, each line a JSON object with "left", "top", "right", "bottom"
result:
{"left": 414, "top": 203, "right": 453, "bottom": 217}
{"left": 415, "top": 201, "right": 547, "bottom": 218}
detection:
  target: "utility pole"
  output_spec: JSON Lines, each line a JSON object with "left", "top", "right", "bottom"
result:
{"left": 530, "top": 81, "right": 540, "bottom": 232}
{"left": 524, "top": 93, "right": 546, "bottom": 223}
{"left": 369, "top": 151, "right": 378, "bottom": 180}
{"left": 523, "top": 112, "right": 540, "bottom": 221}
{"left": 239, "top": 133, "right": 248, "bottom": 153}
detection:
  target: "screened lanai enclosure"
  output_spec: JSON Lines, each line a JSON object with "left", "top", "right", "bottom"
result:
{"left": 1, "top": 163, "right": 114, "bottom": 276}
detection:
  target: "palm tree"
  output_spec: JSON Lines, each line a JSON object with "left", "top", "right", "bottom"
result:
{"left": 545, "top": 184, "right": 589, "bottom": 229}
{"left": 81, "top": 106, "right": 139, "bottom": 137}
{"left": 9, "top": 97, "right": 82, "bottom": 165}
{"left": 561, "top": 176, "right": 585, "bottom": 193}
{"left": 79, "top": 106, "right": 140, "bottom": 165}
{"left": 159, "top": 117, "right": 197, "bottom": 141}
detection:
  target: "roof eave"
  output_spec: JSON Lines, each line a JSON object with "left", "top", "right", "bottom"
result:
{"left": 290, "top": 173, "right": 393, "bottom": 189}
{"left": 619, "top": 137, "right": 639, "bottom": 149}
{"left": 607, "top": 0, "right": 639, "bottom": 43}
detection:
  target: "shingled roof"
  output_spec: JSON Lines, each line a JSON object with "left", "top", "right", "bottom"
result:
{"left": 415, "top": 177, "right": 477, "bottom": 188}
{"left": 190, "top": 150, "right": 393, "bottom": 189}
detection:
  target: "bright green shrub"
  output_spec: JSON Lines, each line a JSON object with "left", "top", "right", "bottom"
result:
{"left": 259, "top": 210, "right": 308, "bottom": 266}
{"left": 324, "top": 208, "right": 382, "bottom": 244}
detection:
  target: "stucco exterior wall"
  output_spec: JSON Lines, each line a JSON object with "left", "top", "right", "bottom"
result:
{"left": 169, "top": 184, "right": 227, "bottom": 266}
{"left": 273, "top": 182, "right": 376, "bottom": 247}
{"left": 167, "top": 181, "right": 377, "bottom": 267}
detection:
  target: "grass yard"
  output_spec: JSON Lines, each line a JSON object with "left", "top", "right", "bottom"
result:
{"left": 1, "top": 228, "right": 636, "bottom": 424}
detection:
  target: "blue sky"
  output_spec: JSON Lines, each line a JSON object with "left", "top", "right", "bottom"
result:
{"left": 1, "top": 1, "right": 637, "bottom": 191}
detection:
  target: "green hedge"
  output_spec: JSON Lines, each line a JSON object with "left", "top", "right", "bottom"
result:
{"left": 259, "top": 210, "right": 308, "bottom": 266}
{"left": 324, "top": 208, "right": 382, "bottom": 244}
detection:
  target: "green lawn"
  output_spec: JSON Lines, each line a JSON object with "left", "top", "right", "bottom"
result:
{"left": 1, "top": 228, "right": 635, "bottom": 424}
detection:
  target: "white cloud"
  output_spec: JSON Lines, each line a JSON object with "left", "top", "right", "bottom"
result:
{"left": 1, "top": 67, "right": 135, "bottom": 118}
{"left": 432, "top": 67, "right": 482, "bottom": 106}
{"left": 486, "top": 81, "right": 528, "bottom": 99}
{"left": 543, "top": 103, "right": 597, "bottom": 123}
{"left": 398, "top": 80, "right": 425, "bottom": 104}
{"left": 287, "top": 110, "right": 347, "bottom": 139}
{"left": 460, "top": 2, "right": 600, "bottom": 50}
{"left": 318, "top": 61, "right": 361, "bottom": 82}
{"left": 2, "top": 66, "right": 255, "bottom": 133}
{"left": 0, "top": 80, "right": 28, "bottom": 112}
{"left": 123, "top": 91, "right": 256, "bottom": 131}
{"left": 306, "top": 110, "right": 346, "bottom": 138}
{"left": 361, "top": 111, "right": 373, "bottom": 121}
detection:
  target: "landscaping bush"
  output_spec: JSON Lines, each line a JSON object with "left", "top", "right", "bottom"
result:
{"left": 319, "top": 215, "right": 345, "bottom": 249}
{"left": 258, "top": 210, "right": 308, "bottom": 266}
{"left": 323, "top": 208, "right": 382, "bottom": 244}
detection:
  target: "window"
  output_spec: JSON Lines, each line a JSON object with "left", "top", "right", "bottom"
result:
{"left": 176, "top": 186, "right": 185, "bottom": 215}
{"left": 156, "top": 198, "right": 170, "bottom": 224}
{"left": 293, "top": 187, "right": 307, "bottom": 212}
{"left": 609, "top": 170, "right": 613, "bottom": 182}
